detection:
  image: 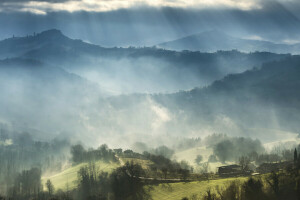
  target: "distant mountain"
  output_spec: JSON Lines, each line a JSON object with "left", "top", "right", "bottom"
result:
{"left": 158, "top": 30, "right": 300, "bottom": 54}
{"left": 0, "top": 30, "right": 298, "bottom": 143}
{"left": 0, "top": 29, "right": 108, "bottom": 60}
{"left": 0, "top": 29, "right": 290, "bottom": 93}
{"left": 103, "top": 56, "right": 300, "bottom": 141}
{"left": 160, "top": 55, "right": 300, "bottom": 134}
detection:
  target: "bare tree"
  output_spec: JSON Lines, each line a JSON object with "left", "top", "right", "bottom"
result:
{"left": 239, "top": 156, "right": 250, "bottom": 172}
{"left": 201, "top": 162, "right": 210, "bottom": 182}
{"left": 46, "top": 179, "right": 55, "bottom": 196}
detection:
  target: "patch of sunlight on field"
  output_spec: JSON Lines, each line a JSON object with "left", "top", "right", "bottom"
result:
{"left": 150, "top": 177, "right": 248, "bottom": 200}
{"left": 174, "top": 146, "right": 233, "bottom": 173}
{"left": 42, "top": 160, "right": 119, "bottom": 191}
{"left": 174, "top": 146, "right": 212, "bottom": 164}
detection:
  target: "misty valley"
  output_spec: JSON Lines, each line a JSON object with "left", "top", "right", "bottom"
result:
{"left": 2, "top": 2, "right": 300, "bottom": 199}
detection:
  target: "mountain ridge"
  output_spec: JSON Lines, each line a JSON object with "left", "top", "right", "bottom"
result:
{"left": 158, "top": 30, "right": 300, "bottom": 54}
{"left": 0, "top": 29, "right": 291, "bottom": 93}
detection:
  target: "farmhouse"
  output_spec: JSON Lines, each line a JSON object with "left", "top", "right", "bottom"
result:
{"left": 218, "top": 165, "right": 243, "bottom": 177}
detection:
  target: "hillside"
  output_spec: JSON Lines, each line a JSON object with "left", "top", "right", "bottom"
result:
{"left": 0, "top": 29, "right": 290, "bottom": 93}
{"left": 0, "top": 30, "right": 298, "bottom": 144}
{"left": 158, "top": 30, "right": 300, "bottom": 54}
{"left": 42, "top": 161, "right": 120, "bottom": 190}
{"left": 150, "top": 177, "right": 248, "bottom": 200}
{"left": 104, "top": 56, "right": 300, "bottom": 141}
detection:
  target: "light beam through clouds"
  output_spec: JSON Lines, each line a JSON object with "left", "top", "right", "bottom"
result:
{"left": 0, "top": 0, "right": 265, "bottom": 14}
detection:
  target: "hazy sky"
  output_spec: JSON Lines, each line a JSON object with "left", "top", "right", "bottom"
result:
{"left": 0, "top": 0, "right": 300, "bottom": 46}
{"left": 0, "top": 0, "right": 295, "bottom": 14}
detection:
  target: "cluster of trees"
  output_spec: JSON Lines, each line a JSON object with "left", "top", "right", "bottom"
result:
{"left": 71, "top": 144, "right": 118, "bottom": 164}
{"left": 213, "top": 137, "right": 265, "bottom": 163}
{"left": 150, "top": 145, "right": 175, "bottom": 159}
{"left": 3, "top": 162, "right": 151, "bottom": 200}
{"left": 3, "top": 167, "right": 56, "bottom": 200}
{"left": 131, "top": 143, "right": 175, "bottom": 159}
{"left": 0, "top": 131, "right": 70, "bottom": 194}
{"left": 111, "top": 147, "right": 191, "bottom": 180}
{"left": 204, "top": 134, "right": 298, "bottom": 165}
{"left": 234, "top": 146, "right": 300, "bottom": 170}
{"left": 143, "top": 151, "right": 191, "bottom": 180}
{"left": 181, "top": 164, "right": 300, "bottom": 200}
{"left": 75, "top": 161, "right": 153, "bottom": 200}
{"left": 8, "top": 168, "right": 43, "bottom": 199}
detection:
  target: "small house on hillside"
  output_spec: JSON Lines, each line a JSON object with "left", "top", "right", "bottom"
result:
{"left": 218, "top": 165, "right": 243, "bottom": 177}
{"left": 256, "top": 161, "right": 293, "bottom": 174}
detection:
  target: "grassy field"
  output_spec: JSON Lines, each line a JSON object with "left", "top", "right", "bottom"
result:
{"left": 42, "top": 160, "right": 120, "bottom": 190}
{"left": 174, "top": 146, "right": 235, "bottom": 173}
{"left": 150, "top": 177, "right": 248, "bottom": 200}
{"left": 174, "top": 146, "right": 212, "bottom": 164}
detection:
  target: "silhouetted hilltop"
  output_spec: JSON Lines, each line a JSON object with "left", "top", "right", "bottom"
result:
{"left": 0, "top": 29, "right": 290, "bottom": 92}
{"left": 0, "top": 29, "right": 104, "bottom": 59}
{"left": 158, "top": 30, "right": 300, "bottom": 53}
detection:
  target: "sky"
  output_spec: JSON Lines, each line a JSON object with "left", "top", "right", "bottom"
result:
{"left": 0, "top": 0, "right": 300, "bottom": 46}
{"left": 0, "top": 0, "right": 299, "bottom": 15}
{"left": 0, "top": 0, "right": 264, "bottom": 14}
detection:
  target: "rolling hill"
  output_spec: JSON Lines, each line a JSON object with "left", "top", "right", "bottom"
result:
{"left": 0, "top": 29, "right": 290, "bottom": 93}
{"left": 42, "top": 160, "right": 120, "bottom": 191}
{"left": 0, "top": 30, "right": 298, "bottom": 144}
{"left": 158, "top": 30, "right": 300, "bottom": 54}
{"left": 103, "top": 55, "right": 300, "bottom": 142}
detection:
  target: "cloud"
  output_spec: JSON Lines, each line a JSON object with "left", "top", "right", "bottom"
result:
{"left": 0, "top": 0, "right": 74, "bottom": 2}
{"left": 1, "top": 1, "right": 300, "bottom": 47}
{"left": 1, "top": 0, "right": 300, "bottom": 15}
{"left": 0, "top": 0, "right": 264, "bottom": 14}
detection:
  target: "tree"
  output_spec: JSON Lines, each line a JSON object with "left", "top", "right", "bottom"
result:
{"left": 77, "top": 163, "right": 99, "bottom": 199}
{"left": 152, "top": 146, "right": 174, "bottom": 159}
{"left": 242, "top": 178, "right": 265, "bottom": 200}
{"left": 46, "top": 179, "right": 55, "bottom": 196}
{"left": 162, "top": 167, "right": 168, "bottom": 179}
{"left": 110, "top": 162, "right": 151, "bottom": 200}
{"left": 266, "top": 171, "right": 280, "bottom": 198}
{"left": 195, "top": 155, "right": 203, "bottom": 165}
{"left": 213, "top": 140, "right": 234, "bottom": 163}
{"left": 12, "top": 168, "right": 42, "bottom": 198}
{"left": 71, "top": 144, "right": 85, "bottom": 163}
{"left": 220, "top": 181, "right": 240, "bottom": 200}
{"left": 178, "top": 168, "right": 190, "bottom": 181}
{"left": 201, "top": 162, "right": 210, "bottom": 182}
{"left": 294, "top": 148, "right": 298, "bottom": 164}
{"left": 239, "top": 156, "right": 250, "bottom": 172}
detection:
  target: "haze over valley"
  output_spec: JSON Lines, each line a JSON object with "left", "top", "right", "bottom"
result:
{"left": 1, "top": 1, "right": 300, "bottom": 199}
